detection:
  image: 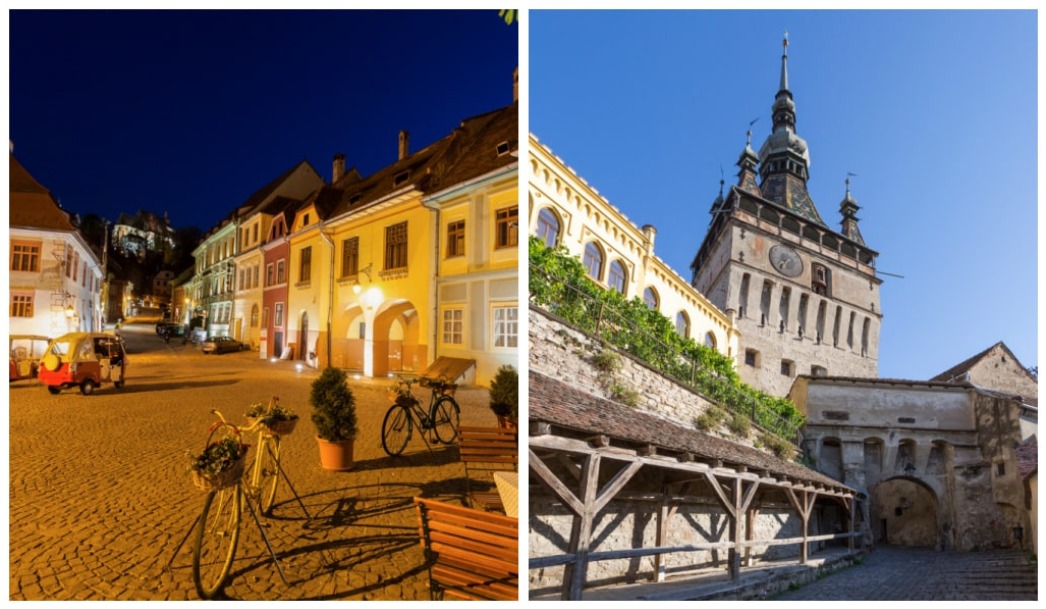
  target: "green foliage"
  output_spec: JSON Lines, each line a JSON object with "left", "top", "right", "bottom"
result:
{"left": 310, "top": 367, "right": 358, "bottom": 442}
{"left": 728, "top": 412, "right": 751, "bottom": 438}
{"left": 530, "top": 237, "right": 805, "bottom": 442}
{"left": 498, "top": 9, "right": 518, "bottom": 25}
{"left": 592, "top": 348, "right": 622, "bottom": 374}
{"left": 189, "top": 437, "right": 243, "bottom": 476}
{"left": 488, "top": 365, "right": 519, "bottom": 420}
{"left": 609, "top": 382, "right": 641, "bottom": 408}
{"left": 246, "top": 398, "right": 297, "bottom": 426}
{"left": 694, "top": 404, "right": 727, "bottom": 432}
{"left": 756, "top": 433, "right": 797, "bottom": 461}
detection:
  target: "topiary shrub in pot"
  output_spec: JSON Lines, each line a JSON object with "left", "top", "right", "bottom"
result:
{"left": 488, "top": 365, "right": 519, "bottom": 429}
{"left": 310, "top": 366, "right": 358, "bottom": 471}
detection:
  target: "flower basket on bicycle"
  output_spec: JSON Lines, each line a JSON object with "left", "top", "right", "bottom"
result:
{"left": 246, "top": 398, "right": 299, "bottom": 437}
{"left": 189, "top": 423, "right": 248, "bottom": 492}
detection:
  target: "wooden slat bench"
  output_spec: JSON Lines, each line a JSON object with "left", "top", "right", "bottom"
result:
{"left": 414, "top": 497, "right": 519, "bottom": 600}
{"left": 457, "top": 426, "right": 518, "bottom": 512}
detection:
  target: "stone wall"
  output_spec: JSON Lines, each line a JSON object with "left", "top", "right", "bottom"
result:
{"left": 530, "top": 307, "right": 815, "bottom": 591}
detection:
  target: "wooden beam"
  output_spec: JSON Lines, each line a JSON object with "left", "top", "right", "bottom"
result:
{"left": 529, "top": 448, "right": 584, "bottom": 516}
{"left": 702, "top": 471, "right": 735, "bottom": 519}
{"left": 594, "top": 461, "right": 644, "bottom": 514}
{"left": 564, "top": 453, "right": 601, "bottom": 601}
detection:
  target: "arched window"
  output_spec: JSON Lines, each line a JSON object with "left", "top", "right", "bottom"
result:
{"left": 583, "top": 241, "right": 604, "bottom": 280}
{"left": 643, "top": 287, "right": 659, "bottom": 310}
{"left": 250, "top": 304, "right": 259, "bottom": 327}
{"left": 675, "top": 311, "right": 690, "bottom": 338}
{"left": 535, "top": 207, "right": 561, "bottom": 248}
{"left": 704, "top": 331, "right": 717, "bottom": 349}
{"left": 607, "top": 260, "right": 627, "bottom": 294}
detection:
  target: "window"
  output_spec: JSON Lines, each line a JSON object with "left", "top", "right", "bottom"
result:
{"left": 675, "top": 311, "right": 690, "bottom": 339}
{"left": 495, "top": 206, "right": 518, "bottom": 249}
{"left": 861, "top": 317, "right": 871, "bottom": 357}
{"left": 583, "top": 242, "right": 604, "bottom": 280}
{"left": 385, "top": 222, "right": 408, "bottom": 270}
{"left": 705, "top": 332, "right": 717, "bottom": 349}
{"left": 276, "top": 260, "right": 285, "bottom": 284}
{"left": 781, "top": 359, "right": 794, "bottom": 376}
{"left": 11, "top": 293, "right": 33, "bottom": 317}
{"left": 811, "top": 365, "right": 827, "bottom": 377}
{"left": 493, "top": 306, "right": 518, "bottom": 348}
{"left": 442, "top": 308, "right": 464, "bottom": 345}
{"left": 536, "top": 208, "right": 561, "bottom": 247}
{"left": 65, "top": 249, "right": 73, "bottom": 276}
{"left": 252, "top": 265, "right": 259, "bottom": 289}
{"left": 341, "top": 237, "right": 359, "bottom": 277}
{"left": 607, "top": 260, "right": 627, "bottom": 294}
{"left": 299, "top": 247, "right": 312, "bottom": 283}
{"left": 252, "top": 224, "right": 258, "bottom": 244}
{"left": 738, "top": 273, "right": 751, "bottom": 318}
{"left": 72, "top": 252, "right": 79, "bottom": 282}
{"left": 812, "top": 263, "right": 831, "bottom": 296}
{"left": 745, "top": 349, "right": 760, "bottom": 367}
{"left": 446, "top": 221, "right": 465, "bottom": 258}
{"left": 266, "top": 263, "right": 275, "bottom": 287}
{"left": 833, "top": 306, "right": 843, "bottom": 347}
{"left": 643, "top": 287, "right": 659, "bottom": 310}
{"left": 303, "top": 213, "right": 310, "bottom": 226}
{"left": 274, "top": 303, "right": 284, "bottom": 327}
{"left": 262, "top": 307, "right": 269, "bottom": 327}
{"left": 239, "top": 269, "right": 245, "bottom": 291}
{"left": 759, "top": 280, "right": 772, "bottom": 326}
{"left": 250, "top": 304, "right": 259, "bottom": 327}
{"left": 798, "top": 293, "right": 809, "bottom": 337}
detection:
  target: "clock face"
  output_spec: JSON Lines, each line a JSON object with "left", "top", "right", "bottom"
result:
{"left": 769, "top": 244, "right": 803, "bottom": 277}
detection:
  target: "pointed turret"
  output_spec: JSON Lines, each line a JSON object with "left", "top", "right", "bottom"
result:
{"left": 839, "top": 175, "right": 865, "bottom": 245}
{"left": 756, "top": 34, "right": 825, "bottom": 225}
{"left": 736, "top": 127, "right": 761, "bottom": 195}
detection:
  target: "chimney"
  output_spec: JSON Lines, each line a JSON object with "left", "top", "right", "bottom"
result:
{"left": 513, "top": 67, "right": 519, "bottom": 102}
{"left": 398, "top": 130, "right": 410, "bottom": 161}
{"left": 332, "top": 152, "right": 345, "bottom": 183}
{"left": 641, "top": 224, "right": 657, "bottom": 254}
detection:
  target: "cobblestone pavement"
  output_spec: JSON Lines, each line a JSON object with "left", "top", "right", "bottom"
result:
{"left": 10, "top": 322, "right": 513, "bottom": 600}
{"left": 772, "top": 546, "right": 1038, "bottom": 600}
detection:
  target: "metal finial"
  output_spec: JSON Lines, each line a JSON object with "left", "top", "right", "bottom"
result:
{"left": 783, "top": 31, "right": 789, "bottom": 54}
{"left": 846, "top": 172, "right": 857, "bottom": 196}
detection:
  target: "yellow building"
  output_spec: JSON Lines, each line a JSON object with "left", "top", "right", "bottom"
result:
{"left": 529, "top": 133, "right": 739, "bottom": 359}
{"left": 287, "top": 102, "right": 519, "bottom": 381}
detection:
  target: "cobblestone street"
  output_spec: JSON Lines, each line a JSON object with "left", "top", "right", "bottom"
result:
{"left": 772, "top": 546, "right": 1038, "bottom": 601}
{"left": 9, "top": 322, "right": 507, "bottom": 600}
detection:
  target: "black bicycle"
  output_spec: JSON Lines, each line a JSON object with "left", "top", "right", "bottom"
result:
{"left": 381, "top": 375, "right": 461, "bottom": 456}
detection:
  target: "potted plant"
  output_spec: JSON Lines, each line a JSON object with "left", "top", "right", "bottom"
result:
{"left": 310, "top": 367, "right": 358, "bottom": 471}
{"left": 246, "top": 396, "right": 299, "bottom": 436}
{"left": 488, "top": 365, "right": 519, "bottom": 429}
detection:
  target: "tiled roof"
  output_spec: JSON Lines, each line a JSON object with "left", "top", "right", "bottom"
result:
{"left": 530, "top": 370, "right": 849, "bottom": 490}
{"left": 1016, "top": 435, "right": 1037, "bottom": 480}
{"left": 928, "top": 341, "right": 1032, "bottom": 384}
{"left": 426, "top": 102, "right": 518, "bottom": 192}
{"left": 239, "top": 159, "right": 320, "bottom": 218}
{"left": 9, "top": 153, "right": 76, "bottom": 232}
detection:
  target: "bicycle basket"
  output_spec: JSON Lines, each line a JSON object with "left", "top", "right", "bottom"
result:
{"left": 261, "top": 416, "right": 298, "bottom": 437}
{"left": 190, "top": 422, "right": 249, "bottom": 492}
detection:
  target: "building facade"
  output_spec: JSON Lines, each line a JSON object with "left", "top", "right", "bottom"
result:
{"left": 10, "top": 150, "right": 103, "bottom": 336}
{"left": 792, "top": 374, "right": 1032, "bottom": 551}
{"left": 690, "top": 37, "right": 881, "bottom": 396}
{"left": 529, "top": 134, "right": 739, "bottom": 360}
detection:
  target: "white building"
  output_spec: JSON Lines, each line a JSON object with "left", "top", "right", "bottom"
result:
{"left": 10, "top": 149, "right": 102, "bottom": 337}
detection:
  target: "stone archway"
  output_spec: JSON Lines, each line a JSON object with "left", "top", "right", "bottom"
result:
{"left": 373, "top": 300, "right": 425, "bottom": 378}
{"left": 872, "top": 477, "right": 939, "bottom": 547}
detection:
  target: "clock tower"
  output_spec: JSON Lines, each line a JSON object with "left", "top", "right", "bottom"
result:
{"left": 690, "top": 35, "right": 882, "bottom": 396}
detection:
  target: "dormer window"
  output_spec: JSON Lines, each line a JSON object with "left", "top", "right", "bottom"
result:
{"left": 349, "top": 194, "right": 361, "bottom": 205}
{"left": 496, "top": 141, "right": 510, "bottom": 156}
{"left": 303, "top": 213, "right": 311, "bottom": 227}
{"left": 394, "top": 171, "right": 410, "bottom": 186}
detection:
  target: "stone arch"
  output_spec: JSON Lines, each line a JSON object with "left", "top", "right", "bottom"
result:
{"left": 333, "top": 303, "right": 365, "bottom": 371}
{"left": 820, "top": 436, "right": 844, "bottom": 481}
{"left": 373, "top": 298, "right": 424, "bottom": 377}
{"left": 872, "top": 476, "right": 939, "bottom": 547}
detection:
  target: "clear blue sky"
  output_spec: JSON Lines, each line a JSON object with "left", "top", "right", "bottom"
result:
{"left": 530, "top": 9, "right": 1037, "bottom": 381}
{"left": 8, "top": 9, "right": 518, "bottom": 232}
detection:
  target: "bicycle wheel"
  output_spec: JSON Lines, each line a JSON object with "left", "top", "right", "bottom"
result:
{"left": 432, "top": 396, "right": 461, "bottom": 444}
{"left": 192, "top": 485, "right": 241, "bottom": 599}
{"left": 381, "top": 405, "right": 412, "bottom": 456}
{"left": 258, "top": 436, "right": 281, "bottom": 515}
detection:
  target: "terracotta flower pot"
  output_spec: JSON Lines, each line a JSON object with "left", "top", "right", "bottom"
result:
{"left": 316, "top": 436, "right": 355, "bottom": 471}
{"left": 496, "top": 414, "right": 517, "bottom": 430}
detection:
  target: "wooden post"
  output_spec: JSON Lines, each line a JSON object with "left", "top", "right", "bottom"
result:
{"left": 847, "top": 497, "right": 856, "bottom": 554}
{"left": 563, "top": 454, "right": 600, "bottom": 601}
{"left": 729, "top": 477, "right": 743, "bottom": 580}
{"left": 655, "top": 492, "right": 670, "bottom": 582}
{"left": 745, "top": 507, "right": 757, "bottom": 567}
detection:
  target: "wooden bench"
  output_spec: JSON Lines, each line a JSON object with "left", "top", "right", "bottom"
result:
{"left": 457, "top": 426, "right": 518, "bottom": 512}
{"left": 413, "top": 497, "right": 519, "bottom": 600}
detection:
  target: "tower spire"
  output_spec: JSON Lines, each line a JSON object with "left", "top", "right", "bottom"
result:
{"left": 780, "top": 31, "right": 789, "bottom": 92}
{"left": 839, "top": 173, "right": 865, "bottom": 245}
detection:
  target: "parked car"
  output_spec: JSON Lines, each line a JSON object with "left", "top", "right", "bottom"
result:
{"left": 38, "top": 332, "right": 127, "bottom": 395}
{"left": 9, "top": 335, "right": 52, "bottom": 381}
{"left": 201, "top": 336, "right": 244, "bottom": 354}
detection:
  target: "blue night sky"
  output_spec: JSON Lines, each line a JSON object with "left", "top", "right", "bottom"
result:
{"left": 8, "top": 9, "right": 518, "bottom": 231}
{"left": 530, "top": 9, "right": 1038, "bottom": 382}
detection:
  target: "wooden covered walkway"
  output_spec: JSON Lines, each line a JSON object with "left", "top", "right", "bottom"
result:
{"left": 528, "top": 371, "right": 866, "bottom": 601}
